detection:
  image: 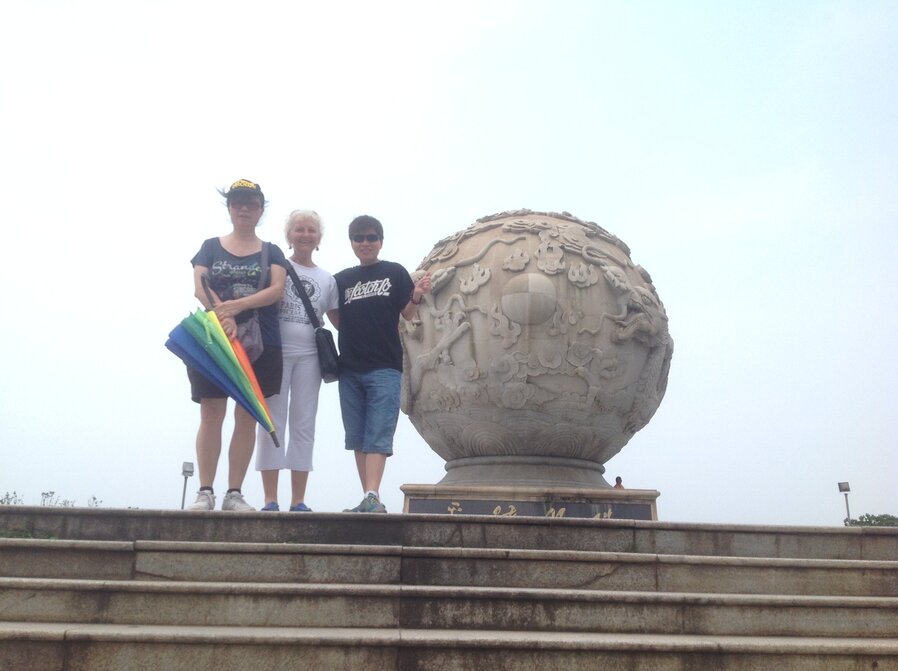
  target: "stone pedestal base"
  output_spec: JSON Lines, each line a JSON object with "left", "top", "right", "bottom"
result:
{"left": 401, "top": 483, "right": 659, "bottom": 520}
{"left": 438, "top": 456, "right": 609, "bottom": 487}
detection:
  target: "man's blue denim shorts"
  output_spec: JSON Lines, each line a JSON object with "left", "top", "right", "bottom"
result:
{"left": 338, "top": 368, "right": 401, "bottom": 455}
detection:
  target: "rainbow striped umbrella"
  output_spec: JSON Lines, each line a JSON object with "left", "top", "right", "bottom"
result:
{"left": 166, "top": 310, "right": 279, "bottom": 447}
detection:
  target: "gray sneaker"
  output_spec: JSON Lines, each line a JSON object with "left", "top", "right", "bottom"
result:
{"left": 222, "top": 490, "right": 254, "bottom": 512}
{"left": 188, "top": 490, "right": 215, "bottom": 511}
{"left": 344, "top": 494, "right": 387, "bottom": 513}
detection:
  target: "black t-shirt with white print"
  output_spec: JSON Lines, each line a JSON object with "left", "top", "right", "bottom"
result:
{"left": 191, "top": 238, "right": 288, "bottom": 347}
{"left": 334, "top": 260, "right": 414, "bottom": 372}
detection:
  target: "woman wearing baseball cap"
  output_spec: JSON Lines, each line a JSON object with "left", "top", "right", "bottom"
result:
{"left": 186, "top": 179, "right": 288, "bottom": 511}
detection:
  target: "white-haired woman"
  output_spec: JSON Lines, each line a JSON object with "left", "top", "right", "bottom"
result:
{"left": 255, "top": 210, "right": 339, "bottom": 511}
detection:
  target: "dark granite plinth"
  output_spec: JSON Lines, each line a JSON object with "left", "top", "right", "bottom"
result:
{"left": 401, "top": 484, "right": 659, "bottom": 520}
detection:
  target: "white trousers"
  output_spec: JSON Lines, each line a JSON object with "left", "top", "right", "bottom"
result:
{"left": 255, "top": 352, "right": 322, "bottom": 472}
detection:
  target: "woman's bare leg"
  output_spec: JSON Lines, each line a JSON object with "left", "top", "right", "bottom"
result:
{"left": 196, "top": 398, "right": 227, "bottom": 488}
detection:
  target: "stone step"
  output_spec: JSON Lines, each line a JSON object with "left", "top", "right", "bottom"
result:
{"left": 3, "top": 578, "right": 898, "bottom": 638}
{"left": 3, "top": 507, "right": 898, "bottom": 560}
{"left": 3, "top": 622, "right": 898, "bottom": 671}
{"left": 3, "top": 538, "right": 897, "bottom": 597}
{"left": 401, "top": 546, "right": 898, "bottom": 597}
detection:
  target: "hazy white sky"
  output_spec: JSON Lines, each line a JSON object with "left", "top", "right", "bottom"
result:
{"left": 1, "top": 1, "right": 895, "bottom": 525}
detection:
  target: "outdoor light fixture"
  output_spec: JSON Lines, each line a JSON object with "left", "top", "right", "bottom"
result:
{"left": 181, "top": 462, "right": 195, "bottom": 510}
{"left": 837, "top": 481, "right": 851, "bottom": 525}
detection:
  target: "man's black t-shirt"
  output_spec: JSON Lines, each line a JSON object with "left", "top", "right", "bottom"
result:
{"left": 334, "top": 260, "right": 414, "bottom": 372}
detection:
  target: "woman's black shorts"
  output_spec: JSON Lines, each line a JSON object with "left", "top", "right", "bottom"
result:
{"left": 187, "top": 345, "right": 282, "bottom": 403}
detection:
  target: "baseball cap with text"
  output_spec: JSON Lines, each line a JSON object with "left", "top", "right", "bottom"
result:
{"left": 225, "top": 179, "right": 264, "bottom": 203}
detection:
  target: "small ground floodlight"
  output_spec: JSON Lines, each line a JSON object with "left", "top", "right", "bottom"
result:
{"left": 181, "top": 462, "right": 195, "bottom": 509}
{"left": 837, "top": 482, "right": 851, "bottom": 524}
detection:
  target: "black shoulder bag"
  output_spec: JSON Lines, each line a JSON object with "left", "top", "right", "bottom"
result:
{"left": 285, "top": 263, "right": 340, "bottom": 383}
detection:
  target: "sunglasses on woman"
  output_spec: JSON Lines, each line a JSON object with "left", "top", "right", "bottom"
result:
{"left": 352, "top": 234, "right": 382, "bottom": 243}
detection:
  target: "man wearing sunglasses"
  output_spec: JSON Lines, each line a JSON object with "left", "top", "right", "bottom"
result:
{"left": 335, "top": 215, "right": 431, "bottom": 513}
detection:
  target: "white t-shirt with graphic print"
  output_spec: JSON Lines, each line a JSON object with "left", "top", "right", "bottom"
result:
{"left": 279, "top": 259, "right": 339, "bottom": 357}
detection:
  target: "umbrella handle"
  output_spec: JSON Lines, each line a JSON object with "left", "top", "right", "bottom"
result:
{"left": 200, "top": 274, "right": 218, "bottom": 310}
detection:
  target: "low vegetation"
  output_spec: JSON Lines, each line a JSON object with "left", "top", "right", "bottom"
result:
{"left": 1, "top": 491, "right": 102, "bottom": 508}
{"left": 846, "top": 513, "right": 898, "bottom": 527}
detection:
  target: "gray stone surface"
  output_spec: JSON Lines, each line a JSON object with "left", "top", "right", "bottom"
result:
{"left": 2, "top": 625, "right": 898, "bottom": 671}
{"left": 5, "top": 537, "right": 898, "bottom": 596}
{"left": 134, "top": 541, "right": 401, "bottom": 584}
{"left": 399, "top": 210, "right": 673, "bottom": 487}
{"left": 3, "top": 506, "right": 898, "bottom": 559}
{"left": 2, "top": 507, "right": 898, "bottom": 669}
{"left": 3, "top": 576, "right": 897, "bottom": 636}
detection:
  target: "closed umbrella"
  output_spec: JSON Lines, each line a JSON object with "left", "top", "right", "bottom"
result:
{"left": 166, "top": 309, "right": 279, "bottom": 447}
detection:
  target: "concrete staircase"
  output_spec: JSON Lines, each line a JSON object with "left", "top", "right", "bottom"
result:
{"left": 1, "top": 506, "right": 897, "bottom": 670}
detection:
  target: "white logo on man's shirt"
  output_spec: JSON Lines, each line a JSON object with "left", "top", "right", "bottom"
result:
{"left": 344, "top": 278, "right": 392, "bottom": 304}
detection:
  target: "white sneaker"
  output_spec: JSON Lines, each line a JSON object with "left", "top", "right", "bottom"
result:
{"left": 222, "top": 490, "right": 254, "bottom": 512}
{"left": 188, "top": 490, "right": 215, "bottom": 511}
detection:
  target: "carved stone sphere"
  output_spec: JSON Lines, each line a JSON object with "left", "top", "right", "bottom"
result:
{"left": 400, "top": 210, "right": 673, "bottom": 487}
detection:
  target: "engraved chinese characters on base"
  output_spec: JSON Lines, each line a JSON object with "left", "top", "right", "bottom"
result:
{"left": 400, "top": 210, "right": 673, "bottom": 490}
{"left": 401, "top": 484, "right": 659, "bottom": 520}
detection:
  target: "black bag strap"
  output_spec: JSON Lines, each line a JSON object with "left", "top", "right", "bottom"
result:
{"left": 257, "top": 242, "right": 270, "bottom": 290}
{"left": 285, "top": 262, "right": 323, "bottom": 330}
{"left": 200, "top": 273, "right": 217, "bottom": 309}
{"left": 247, "top": 242, "right": 270, "bottom": 319}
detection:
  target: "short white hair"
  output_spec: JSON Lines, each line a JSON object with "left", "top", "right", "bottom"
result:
{"left": 284, "top": 209, "right": 323, "bottom": 242}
